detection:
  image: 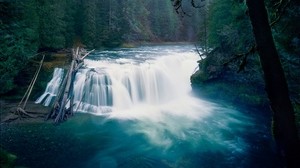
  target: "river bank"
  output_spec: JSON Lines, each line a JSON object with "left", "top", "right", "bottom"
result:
{"left": 190, "top": 47, "right": 300, "bottom": 138}
{"left": 0, "top": 100, "right": 49, "bottom": 124}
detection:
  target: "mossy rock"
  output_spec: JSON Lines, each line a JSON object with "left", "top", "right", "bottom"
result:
{"left": 190, "top": 70, "right": 210, "bottom": 84}
{"left": 192, "top": 80, "right": 267, "bottom": 107}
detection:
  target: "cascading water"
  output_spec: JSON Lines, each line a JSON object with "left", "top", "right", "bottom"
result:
{"left": 73, "top": 48, "right": 195, "bottom": 114}
{"left": 31, "top": 45, "right": 279, "bottom": 167}
{"left": 35, "top": 68, "right": 64, "bottom": 106}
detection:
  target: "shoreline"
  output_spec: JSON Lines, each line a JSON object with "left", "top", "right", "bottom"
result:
{"left": 0, "top": 100, "right": 50, "bottom": 124}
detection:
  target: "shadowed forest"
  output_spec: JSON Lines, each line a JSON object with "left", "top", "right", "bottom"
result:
{"left": 1, "top": 0, "right": 204, "bottom": 94}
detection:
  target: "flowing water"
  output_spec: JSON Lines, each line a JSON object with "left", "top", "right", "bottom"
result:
{"left": 1, "top": 44, "right": 282, "bottom": 168}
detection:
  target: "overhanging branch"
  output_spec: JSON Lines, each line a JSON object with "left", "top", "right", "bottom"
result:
{"left": 172, "top": 0, "right": 205, "bottom": 17}
{"left": 223, "top": 44, "right": 257, "bottom": 72}
{"left": 270, "top": 0, "right": 290, "bottom": 27}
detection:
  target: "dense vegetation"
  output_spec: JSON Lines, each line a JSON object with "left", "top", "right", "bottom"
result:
{"left": 190, "top": 0, "right": 300, "bottom": 166}
{"left": 1, "top": 0, "right": 300, "bottom": 166}
{"left": 0, "top": 0, "right": 203, "bottom": 94}
{"left": 192, "top": 0, "right": 300, "bottom": 105}
{"left": 1, "top": 0, "right": 299, "bottom": 113}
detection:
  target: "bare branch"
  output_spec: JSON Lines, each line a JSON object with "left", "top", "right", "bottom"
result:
{"left": 223, "top": 44, "right": 256, "bottom": 72}
{"left": 194, "top": 44, "right": 205, "bottom": 59}
{"left": 172, "top": 0, "right": 205, "bottom": 17}
{"left": 270, "top": 0, "right": 290, "bottom": 27}
{"left": 191, "top": 0, "right": 205, "bottom": 8}
{"left": 80, "top": 49, "right": 95, "bottom": 60}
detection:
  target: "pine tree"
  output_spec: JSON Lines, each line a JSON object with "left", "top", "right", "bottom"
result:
{"left": 0, "top": 0, "right": 39, "bottom": 93}
{"left": 38, "top": 0, "right": 67, "bottom": 50}
{"left": 82, "top": 0, "right": 97, "bottom": 48}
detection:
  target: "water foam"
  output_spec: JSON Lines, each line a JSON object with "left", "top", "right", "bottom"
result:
{"left": 73, "top": 49, "right": 199, "bottom": 115}
{"left": 71, "top": 47, "right": 253, "bottom": 151}
{"left": 38, "top": 46, "right": 254, "bottom": 153}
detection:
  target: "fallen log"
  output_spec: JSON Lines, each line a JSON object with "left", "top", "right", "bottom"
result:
{"left": 46, "top": 69, "right": 68, "bottom": 120}
{"left": 55, "top": 59, "right": 75, "bottom": 123}
{"left": 45, "top": 47, "right": 94, "bottom": 123}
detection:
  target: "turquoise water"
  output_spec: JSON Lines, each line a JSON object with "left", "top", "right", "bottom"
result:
{"left": 1, "top": 44, "right": 282, "bottom": 167}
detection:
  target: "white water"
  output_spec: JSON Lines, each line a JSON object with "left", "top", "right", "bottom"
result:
{"left": 38, "top": 45, "right": 254, "bottom": 152}
{"left": 73, "top": 49, "right": 198, "bottom": 115}
{"left": 35, "top": 68, "right": 64, "bottom": 106}
{"left": 29, "top": 45, "right": 279, "bottom": 167}
{"left": 70, "top": 46, "right": 253, "bottom": 150}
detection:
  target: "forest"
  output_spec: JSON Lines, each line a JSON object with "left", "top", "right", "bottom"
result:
{"left": 0, "top": 0, "right": 205, "bottom": 94}
{"left": 1, "top": 0, "right": 300, "bottom": 167}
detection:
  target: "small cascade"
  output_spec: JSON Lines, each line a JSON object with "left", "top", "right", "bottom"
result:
{"left": 73, "top": 69, "right": 113, "bottom": 113}
{"left": 35, "top": 68, "right": 64, "bottom": 106}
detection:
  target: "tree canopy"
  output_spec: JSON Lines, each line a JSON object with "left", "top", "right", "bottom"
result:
{"left": 0, "top": 0, "right": 204, "bottom": 94}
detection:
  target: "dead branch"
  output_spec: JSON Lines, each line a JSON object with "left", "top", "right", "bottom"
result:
{"left": 16, "top": 107, "right": 36, "bottom": 118}
{"left": 223, "top": 44, "right": 256, "bottom": 72}
{"left": 13, "top": 55, "right": 45, "bottom": 120}
{"left": 194, "top": 44, "right": 205, "bottom": 60}
{"left": 191, "top": 0, "right": 205, "bottom": 8}
{"left": 270, "top": 0, "right": 290, "bottom": 27}
{"left": 172, "top": 0, "right": 192, "bottom": 17}
{"left": 80, "top": 49, "right": 95, "bottom": 60}
{"left": 23, "top": 55, "right": 45, "bottom": 110}
{"left": 45, "top": 47, "right": 94, "bottom": 123}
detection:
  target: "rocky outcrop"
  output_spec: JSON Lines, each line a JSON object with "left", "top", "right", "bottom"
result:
{"left": 191, "top": 47, "right": 268, "bottom": 107}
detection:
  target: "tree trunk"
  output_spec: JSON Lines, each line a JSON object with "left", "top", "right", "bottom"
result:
{"left": 246, "top": 0, "right": 300, "bottom": 167}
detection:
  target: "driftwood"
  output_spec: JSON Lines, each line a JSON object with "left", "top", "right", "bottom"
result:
{"left": 15, "top": 55, "right": 45, "bottom": 119}
{"left": 46, "top": 47, "right": 94, "bottom": 123}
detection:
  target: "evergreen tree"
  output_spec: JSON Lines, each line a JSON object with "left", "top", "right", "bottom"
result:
{"left": 207, "top": 0, "right": 254, "bottom": 52}
{"left": 148, "top": 0, "right": 180, "bottom": 41}
{"left": 123, "top": 0, "right": 152, "bottom": 42}
{"left": 246, "top": 0, "right": 300, "bottom": 166}
{"left": 64, "top": 0, "right": 77, "bottom": 47}
{"left": 38, "top": 0, "right": 66, "bottom": 50}
{"left": 82, "top": 0, "right": 97, "bottom": 48}
{"left": 95, "top": 0, "right": 110, "bottom": 47}
{"left": 0, "top": 0, "right": 39, "bottom": 94}
{"left": 102, "top": 0, "right": 127, "bottom": 47}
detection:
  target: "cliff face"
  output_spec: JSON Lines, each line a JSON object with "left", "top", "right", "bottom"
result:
{"left": 190, "top": 47, "right": 268, "bottom": 107}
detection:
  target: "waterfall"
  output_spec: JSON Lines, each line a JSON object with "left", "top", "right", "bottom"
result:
{"left": 31, "top": 46, "right": 275, "bottom": 167}
{"left": 35, "top": 68, "right": 64, "bottom": 106}
{"left": 37, "top": 46, "right": 200, "bottom": 115}
{"left": 72, "top": 49, "right": 198, "bottom": 115}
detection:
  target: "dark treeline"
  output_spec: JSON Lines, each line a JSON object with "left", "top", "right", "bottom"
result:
{"left": 0, "top": 0, "right": 203, "bottom": 94}
{"left": 206, "top": 0, "right": 300, "bottom": 70}
{"left": 193, "top": 0, "right": 300, "bottom": 166}
{"left": 1, "top": 0, "right": 203, "bottom": 50}
{"left": 203, "top": 0, "right": 300, "bottom": 106}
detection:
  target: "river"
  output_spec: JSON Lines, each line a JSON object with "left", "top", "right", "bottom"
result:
{"left": 1, "top": 44, "right": 282, "bottom": 168}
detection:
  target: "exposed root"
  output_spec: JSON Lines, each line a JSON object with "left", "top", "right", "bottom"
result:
{"left": 16, "top": 107, "right": 36, "bottom": 118}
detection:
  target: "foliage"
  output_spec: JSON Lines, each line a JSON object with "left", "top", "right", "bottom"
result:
{"left": 270, "top": 0, "right": 300, "bottom": 100}
{"left": 0, "top": 0, "right": 39, "bottom": 94}
{"left": 205, "top": 0, "right": 299, "bottom": 84}
{"left": 208, "top": 0, "right": 299, "bottom": 110}
{"left": 207, "top": 0, "right": 254, "bottom": 53}
{"left": 0, "top": 0, "right": 204, "bottom": 94}
{"left": 38, "top": 0, "right": 66, "bottom": 50}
